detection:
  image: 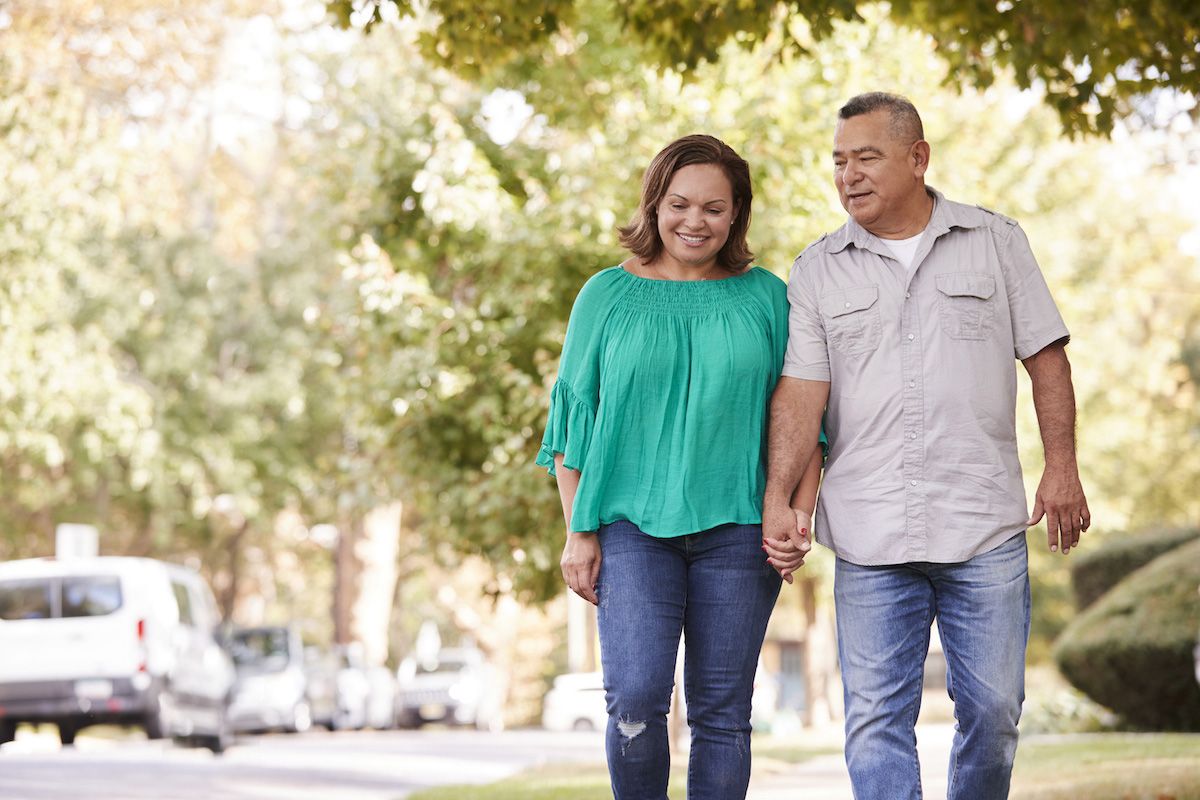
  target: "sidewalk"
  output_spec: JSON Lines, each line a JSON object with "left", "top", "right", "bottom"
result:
{"left": 747, "top": 722, "right": 956, "bottom": 800}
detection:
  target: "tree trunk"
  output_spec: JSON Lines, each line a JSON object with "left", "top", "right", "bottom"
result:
{"left": 350, "top": 502, "right": 403, "bottom": 666}
{"left": 334, "top": 502, "right": 402, "bottom": 666}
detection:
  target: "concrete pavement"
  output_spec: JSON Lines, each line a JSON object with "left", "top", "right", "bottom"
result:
{"left": 747, "top": 722, "right": 956, "bottom": 800}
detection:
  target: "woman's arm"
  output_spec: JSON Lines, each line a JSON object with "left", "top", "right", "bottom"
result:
{"left": 554, "top": 454, "right": 602, "bottom": 605}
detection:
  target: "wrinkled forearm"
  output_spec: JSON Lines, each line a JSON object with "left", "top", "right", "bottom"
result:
{"left": 766, "top": 377, "right": 828, "bottom": 505}
{"left": 1023, "top": 343, "right": 1078, "bottom": 470}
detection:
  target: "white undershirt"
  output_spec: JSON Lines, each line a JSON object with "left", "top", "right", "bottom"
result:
{"left": 882, "top": 230, "right": 926, "bottom": 272}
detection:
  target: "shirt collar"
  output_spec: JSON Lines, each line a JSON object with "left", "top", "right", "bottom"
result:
{"left": 826, "top": 187, "right": 983, "bottom": 255}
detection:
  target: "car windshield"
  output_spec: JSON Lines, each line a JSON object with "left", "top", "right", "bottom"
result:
{"left": 231, "top": 629, "right": 291, "bottom": 670}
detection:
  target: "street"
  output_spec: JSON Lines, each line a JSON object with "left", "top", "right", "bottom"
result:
{"left": 0, "top": 726, "right": 605, "bottom": 800}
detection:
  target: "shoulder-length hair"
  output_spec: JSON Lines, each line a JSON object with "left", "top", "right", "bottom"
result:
{"left": 618, "top": 134, "right": 754, "bottom": 273}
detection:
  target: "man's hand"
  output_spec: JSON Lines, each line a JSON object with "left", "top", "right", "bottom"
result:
{"left": 1028, "top": 465, "right": 1090, "bottom": 555}
{"left": 763, "top": 493, "right": 798, "bottom": 555}
{"left": 762, "top": 506, "right": 813, "bottom": 584}
{"left": 561, "top": 532, "right": 601, "bottom": 604}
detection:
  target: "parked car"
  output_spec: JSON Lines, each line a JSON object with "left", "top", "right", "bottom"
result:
{"left": 395, "top": 647, "right": 501, "bottom": 730}
{"left": 227, "top": 625, "right": 311, "bottom": 734}
{"left": 305, "top": 643, "right": 370, "bottom": 731}
{"left": 0, "top": 556, "right": 235, "bottom": 752}
{"left": 542, "top": 671, "right": 607, "bottom": 732}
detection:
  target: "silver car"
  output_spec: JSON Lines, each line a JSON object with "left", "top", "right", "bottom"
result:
{"left": 227, "top": 626, "right": 311, "bottom": 734}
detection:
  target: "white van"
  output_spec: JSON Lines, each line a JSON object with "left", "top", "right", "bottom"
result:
{"left": 0, "top": 556, "right": 235, "bottom": 752}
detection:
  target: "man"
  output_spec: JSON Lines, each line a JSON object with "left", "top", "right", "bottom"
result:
{"left": 763, "top": 92, "right": 1090, "bottom": 799}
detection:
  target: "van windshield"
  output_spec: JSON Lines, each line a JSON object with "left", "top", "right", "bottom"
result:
{"left": 0, "top": 575, "right": 123, "bottom": 620}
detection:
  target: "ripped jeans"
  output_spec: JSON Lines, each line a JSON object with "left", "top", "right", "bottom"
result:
{"left": 595, "top": 520, "right": 782, "bottom": 800}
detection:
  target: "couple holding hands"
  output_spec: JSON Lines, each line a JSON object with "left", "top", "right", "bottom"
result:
{"left": 537, "top": 91, "right": 1090, "bottom": 800}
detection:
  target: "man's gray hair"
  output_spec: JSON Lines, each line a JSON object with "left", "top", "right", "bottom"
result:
{"left": 839, "top": 92, "right": 924, "bottom": 144}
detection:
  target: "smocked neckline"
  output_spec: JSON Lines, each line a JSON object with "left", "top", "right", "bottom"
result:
{"left": 612, "top": 265, "right": 761, "bottom": 315}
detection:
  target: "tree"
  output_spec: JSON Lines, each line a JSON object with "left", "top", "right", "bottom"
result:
{"left": 330, "top": 0, "right": 1200, "bottom": 134}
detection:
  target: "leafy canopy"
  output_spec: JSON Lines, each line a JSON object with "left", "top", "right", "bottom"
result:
{"left": 329, "top": 0, "right": 1200, "bottom": 135}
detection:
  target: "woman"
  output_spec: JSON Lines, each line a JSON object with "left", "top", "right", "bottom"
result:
{"left": 536, "top": 134, "right": 822, "bottom": 799}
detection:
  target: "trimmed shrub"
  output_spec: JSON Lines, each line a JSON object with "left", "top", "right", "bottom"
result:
{"left": 1054, "top": 536, "right": 1200, "bottom": 730}
{"left": 1069, "top": 526, "right": 1199, "bottom": 609}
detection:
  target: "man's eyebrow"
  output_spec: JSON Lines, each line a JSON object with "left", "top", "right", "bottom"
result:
{"left": 832, "top": 145, "right": 886, "bottom": 157}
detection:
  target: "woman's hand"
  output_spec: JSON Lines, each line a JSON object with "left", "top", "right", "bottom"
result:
{"left": 561, "top": 531, "right": 602, "bottom": 605}
{"left": 762, "top": 508, "right": 813, "bottom": 584}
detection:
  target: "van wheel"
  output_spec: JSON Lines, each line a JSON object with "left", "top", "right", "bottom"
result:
{"left": 143, "top": 693, "right": 170, "bottom": 740}
{"left": 0, "top": 720, "right": 16, "bottom": 745}
{"left": 58, "top": 721, "right": 79, "bottom": 746}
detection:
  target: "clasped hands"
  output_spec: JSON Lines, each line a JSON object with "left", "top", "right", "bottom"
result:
{"left": 762, "top": 498, "right": 813, "bottom": 585}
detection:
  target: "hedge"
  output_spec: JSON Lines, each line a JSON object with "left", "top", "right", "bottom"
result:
{"left": 1054, "top": 536, "right": 1200, "bottom": 730}
{"left": 1068, "top": 526, "right": 1200, "bottom": 610}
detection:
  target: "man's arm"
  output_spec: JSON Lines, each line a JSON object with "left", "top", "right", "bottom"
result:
{"left": 1021, "top": 342, "right": 1090, "bottom": 554}
{"left": 764, "top": 377, "right": 829, "bottom": 555}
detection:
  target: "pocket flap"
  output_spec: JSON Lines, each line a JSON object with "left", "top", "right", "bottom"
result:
{"left": 822, "top": 285, "right": 879, "bottom": 318}
{"left": 936, "top": 273, "right": 995, "bottom": 300}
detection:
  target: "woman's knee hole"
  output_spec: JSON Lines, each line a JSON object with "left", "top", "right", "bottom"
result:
{"left": 617, "top": 717, "right": 647, "bottom": 740}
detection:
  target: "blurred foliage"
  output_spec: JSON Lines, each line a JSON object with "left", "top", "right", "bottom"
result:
{"left": 1054, "top": 537, "right": 1200, "bottom": 730}
{"left": 0, "top": 0, "right": 1197, "bottom": 659}
{"left": 1069, "top": 526, "right": 1200, "bottom": 610}
{"left": 331, "top": 0, "right": 1200, "bottom": 135}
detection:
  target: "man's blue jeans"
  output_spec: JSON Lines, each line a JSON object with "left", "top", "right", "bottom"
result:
{"left": 596, "top": 520, "right": 781, "bottom": 800}
{"left": 834, "top": 532, "right": 1030, "bottom": 800}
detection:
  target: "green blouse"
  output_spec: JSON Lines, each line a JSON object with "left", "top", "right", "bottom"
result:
{"left": 537, "top": 265, "right": 795, "bottom": 537}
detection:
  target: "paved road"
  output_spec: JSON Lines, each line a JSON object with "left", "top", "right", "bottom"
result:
{"left": 0, "top": 726, "right": 605, "bottom": 800}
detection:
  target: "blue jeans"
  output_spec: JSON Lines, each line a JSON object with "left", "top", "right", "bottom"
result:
{"left": 834, "top": 532, "right": 1030, "bottom": 800}
{"left": 596, "top": 520, "right": 782, "bottom": 800}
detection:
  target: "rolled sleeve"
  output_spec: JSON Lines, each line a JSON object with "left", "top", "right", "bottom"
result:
{"left": 782, "top": 253, "right": 831, "bottom": 381}
{"left": 1000, "top": 223, "right": 1070, "bottom": 359}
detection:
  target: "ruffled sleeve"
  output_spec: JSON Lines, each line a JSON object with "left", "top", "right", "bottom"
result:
{"left": 536, "top": 380, "right": 596, "bottom": 476}
{"left": 535, "top": 269, "right": 617, "bottom": 477}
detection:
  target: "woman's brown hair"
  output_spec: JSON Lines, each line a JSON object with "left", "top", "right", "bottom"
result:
{"left": 618, "top": 134, "right": 754, "bottom": 273}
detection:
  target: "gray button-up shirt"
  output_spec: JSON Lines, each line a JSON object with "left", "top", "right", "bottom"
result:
{"left": 783, "top": 188, "right": 1069, "bottom": 565}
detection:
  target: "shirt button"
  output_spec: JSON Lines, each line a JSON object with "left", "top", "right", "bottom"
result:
{"left": 844, "top": 302, "right": 851, "bottom": 309}
{"left": 907, "top": 333, "right": 915, "bottom": 341}
{"left": 909, "top": 432, "right": 917, "bottom": 439}
{"left": 910, "top": 480, "right": 918, "bottom": 486}
{"left": 908, "top": 380, "right": 916, "bottom": 388}
{"left": 905, "top": 292, "right": 911, "bottom": 299}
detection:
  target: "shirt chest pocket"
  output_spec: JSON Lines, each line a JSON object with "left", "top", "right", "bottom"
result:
{"left": 936, "top": 273, "right": 996, "bottom": 341}
{"left": 821, "top": 285, "right": 881, "bottom": 356}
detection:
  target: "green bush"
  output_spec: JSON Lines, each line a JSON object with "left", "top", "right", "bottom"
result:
{"left": 1054, "top": 537, "right": 1200, "bottom": 730}
{"left": 1068, "top": 526, "right": 1199, "bottom": 609}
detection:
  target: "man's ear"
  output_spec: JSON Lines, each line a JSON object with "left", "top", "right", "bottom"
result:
{"left": 911, "top": 140, "right": 931, "bottom": 178}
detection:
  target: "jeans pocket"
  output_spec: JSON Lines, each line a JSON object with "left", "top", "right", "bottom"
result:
{"left": 936, "top": 272, "right": 996, "bottom": 341}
